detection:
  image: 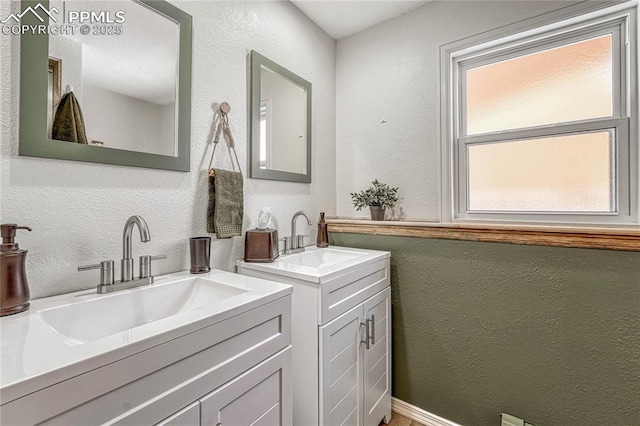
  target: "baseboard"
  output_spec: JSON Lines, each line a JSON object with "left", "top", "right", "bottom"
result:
{"left": 391, "top": 397, "right": 461, "bottom": 426}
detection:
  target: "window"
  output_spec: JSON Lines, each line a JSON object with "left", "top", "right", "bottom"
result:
{"left": 444, "top": 7, "right": 637, "bottom": 225}
{"left": 259, "top": 99, "right": 271, "bottom": 169}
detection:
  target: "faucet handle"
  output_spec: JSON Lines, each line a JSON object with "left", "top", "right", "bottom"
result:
{"left": 139, "top": 255, "right": 167, "bottom": 279}
{"left": 296, "top": 235, "right": 309, "bottom": 248}
{"left": 78, "top": 260, "right": 115, "bottom": 286}
{"left": 281, "top": 236, "right": 293, "bottom": 253}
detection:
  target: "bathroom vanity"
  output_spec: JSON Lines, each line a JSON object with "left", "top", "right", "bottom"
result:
{"left": 0, "top": 270, "right": 293, "bottom": 425}
{"left": 238, "top": 246, "right": 391, "bottom": 426}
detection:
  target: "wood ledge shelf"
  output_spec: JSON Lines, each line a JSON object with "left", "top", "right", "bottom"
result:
{"left": 327, "top": 220, "right": 640, "bottom": 252}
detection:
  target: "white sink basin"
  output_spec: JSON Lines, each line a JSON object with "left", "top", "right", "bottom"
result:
{"left": 280, "top": 248, "right": 367, "bottom": 268}
{"left": 0, "top": 270, "right": 292, "bottom": 400}
{"left": 39, "top": 276, "right": 248, "bottom": 346}
{"left": 238, "top": 246, "right": 390, "bottom": 283}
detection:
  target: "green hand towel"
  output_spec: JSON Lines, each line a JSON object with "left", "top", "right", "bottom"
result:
{"left": 207, "top": 169, "right": 243, "bottom": 238}
{"left": 52, "top": 92, "right": 88, "bottom": 145}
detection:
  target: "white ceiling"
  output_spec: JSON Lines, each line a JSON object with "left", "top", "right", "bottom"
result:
{"left": 291, "top": 0, "right": 431, "bottom": 39}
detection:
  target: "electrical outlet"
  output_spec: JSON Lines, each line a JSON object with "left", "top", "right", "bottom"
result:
{"left": 500, "top": 413, "right": 535, "bottom": 426}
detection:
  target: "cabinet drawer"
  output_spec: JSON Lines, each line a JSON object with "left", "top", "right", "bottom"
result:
{"left": 1, "top": 296, "right": 291, "bottom": 426}
{"left": 155, "top": 402, "right": 199, "bottom": 426}
{"left": 320, "top": 258, "right": 389, "bottom": 324}
{"left": 200, "top": 346, "right": 292, "bottom": 426}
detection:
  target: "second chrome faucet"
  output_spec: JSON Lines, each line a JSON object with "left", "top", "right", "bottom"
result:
{"left": 282, "top": 210, "right": 313, "bottom": 255}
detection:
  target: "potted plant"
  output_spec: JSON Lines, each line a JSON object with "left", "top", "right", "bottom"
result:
{"left": 350, "top": 179, "right": 399, "bottom": 221}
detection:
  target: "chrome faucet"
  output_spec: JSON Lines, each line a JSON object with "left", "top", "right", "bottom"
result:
{"left": 78, "top": 215, "right": 166, "bottom": 294}
{"left": 282, "top": 210, "right": 313, "bottom": 255}
{"left": 121, "top": 215, "right": 151, "bottom": 282}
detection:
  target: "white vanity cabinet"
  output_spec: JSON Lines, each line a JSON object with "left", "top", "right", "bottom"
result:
{"left": 0, "top": 272, "right": 293, "bottom": 426}
{"left": 238, "top": 246, "right": 392, "bottom": 426}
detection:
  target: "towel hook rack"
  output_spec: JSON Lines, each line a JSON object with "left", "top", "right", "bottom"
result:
{"left": 208, "top": 102, "right": 241, "bottom": 177}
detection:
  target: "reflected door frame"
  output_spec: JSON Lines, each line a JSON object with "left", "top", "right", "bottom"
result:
{"left": 47, "top": 57, "right": 61, "bottom": 139}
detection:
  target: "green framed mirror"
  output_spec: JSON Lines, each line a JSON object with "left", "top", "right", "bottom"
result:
{"left": 19, "top": 0, "right": 192, "bottom": 171}
{"left": 249, "top": 50, "right": 312, "bottom": 183}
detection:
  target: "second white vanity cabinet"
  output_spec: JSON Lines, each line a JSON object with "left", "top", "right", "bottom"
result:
{"left": 238, "top": 246, "right": 392, "bottom": 426}
{"left": 321, "top": 287, "right": 391, "bottom": 426}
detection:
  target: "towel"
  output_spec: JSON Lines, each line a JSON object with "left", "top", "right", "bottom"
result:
{"left": 52, "top": 92, "right": 88, "bottom": 144}
{"left": 207, "top": 168, "right": 243, "bottom": 238}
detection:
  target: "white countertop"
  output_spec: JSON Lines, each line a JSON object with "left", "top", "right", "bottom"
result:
{"left": 237, "top": 245, "right": 390, "bottom": 283}
{"left": 0, "top": 270, "right": 292, "bottom": 404}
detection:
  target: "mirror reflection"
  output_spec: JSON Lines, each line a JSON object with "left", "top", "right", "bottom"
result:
{"left": 250, "top": 50, "right": 312, "bottom": 183}
{"left": 259, "top": 66, "right": 307, "bottom": 174}
{"left": 47, "top": 0, "right": 179, "bottom": 156}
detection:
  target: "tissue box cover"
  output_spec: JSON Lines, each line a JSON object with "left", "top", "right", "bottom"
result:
{"left": 244, "top": 229, "right": 279, "bottom": 262}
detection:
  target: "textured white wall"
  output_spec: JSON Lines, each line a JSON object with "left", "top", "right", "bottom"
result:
{"left": 335, "top": 1, "right": 577, "bottom": 220}
{"left": 0, "top": 0, "right": 336, "bottom": 299}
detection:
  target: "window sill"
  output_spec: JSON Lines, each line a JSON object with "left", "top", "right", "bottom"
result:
{"left": 326, "top": 219, "right": 640, "bottom": 251}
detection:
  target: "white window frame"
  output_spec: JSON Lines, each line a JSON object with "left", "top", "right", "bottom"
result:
{"left": 259, "top": 98, "right": 272, "bottom": 169}
{"left": 441, "top": 3, "right": 638, "bottom": 226}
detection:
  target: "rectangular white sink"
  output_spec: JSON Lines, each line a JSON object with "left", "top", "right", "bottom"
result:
{"left": 39, "top": 276, "right": 248, "bottom": 346}
{"left": 281, "top": 248, "right": 367, "bottom": 268}
{"left": 238, "top": 246, "right": 390, "bottom": 283}
{"left": 0, "top": 270, "right": 292, "bottom": 400}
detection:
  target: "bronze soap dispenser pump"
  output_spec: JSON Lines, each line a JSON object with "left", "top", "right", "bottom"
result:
{"left": 1, "top": 224, "right": 32, "bottom": 316}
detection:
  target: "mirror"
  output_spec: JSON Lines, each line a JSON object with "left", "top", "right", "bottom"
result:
{"left": 19, "top": 0, "right": 192, "bottom": 171}
{"left": 249, "top": 50, "right": 311, "bottom": 183}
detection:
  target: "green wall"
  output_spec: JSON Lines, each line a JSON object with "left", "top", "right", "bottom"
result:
{"left": 330, "top": 233, "right": 640, "bottom": 425}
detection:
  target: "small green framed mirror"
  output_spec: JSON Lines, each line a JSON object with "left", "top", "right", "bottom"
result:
{"left": 19, "top": 0, "right": 192, "bottom": 171}
{"left": 249, "top": 50, "right": 312, "bottom": 183}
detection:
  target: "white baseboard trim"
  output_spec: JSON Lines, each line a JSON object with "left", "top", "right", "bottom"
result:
{"left": 391, "top": 397, "right": 461, "bottom": 426}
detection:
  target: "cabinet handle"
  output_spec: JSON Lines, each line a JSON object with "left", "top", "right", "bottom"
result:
{"left": 368, "top": 314, "right": 376, "bottom": 346}
{"left": 360, "top": 322, "right": 370, "bottom": 350}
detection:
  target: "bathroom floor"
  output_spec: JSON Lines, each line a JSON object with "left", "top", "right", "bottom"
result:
{"left": 382, "top": 413, "right": 425, "bottom": 426}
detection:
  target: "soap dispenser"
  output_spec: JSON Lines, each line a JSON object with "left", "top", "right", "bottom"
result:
{"left": 316, "top": 212, "right": 329, "bottom": 248}
{"left": 1, "top": 224, "right": 32, "bottom": 316}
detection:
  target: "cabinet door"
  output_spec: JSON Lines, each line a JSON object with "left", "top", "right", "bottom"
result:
{"left": 319, "top": 304, "right": 364, "bottom": 426}
{"left": 362, "top": 287, "right": 392, "bottom": 426}
{"left": 155, "top": 402, "right": 200, "bottom": 426}
{"left": 200, "top": 347, "right": 292, "bottom": 426}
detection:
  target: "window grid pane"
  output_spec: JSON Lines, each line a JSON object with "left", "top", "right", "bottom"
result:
{"left": 467, "top": 131, "right": 615, "bottom": 212}
{"left": 465, "top": 34, "right": 613, "bottom": 135}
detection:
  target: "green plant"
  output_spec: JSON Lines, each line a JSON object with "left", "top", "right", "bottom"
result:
{"left": 350, "top": 179, "right": 399, "bottom": 211}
